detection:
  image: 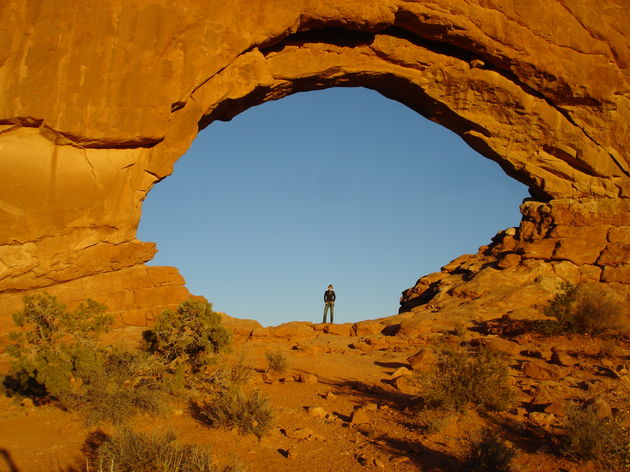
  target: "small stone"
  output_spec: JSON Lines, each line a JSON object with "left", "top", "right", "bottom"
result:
{"left": 324, "top": 391, "right": 337, "bottom": 400}
{"left": 406, "top": 348, "right": 435, "bottom": 372}
{"left": 600, "top": 358, "right": 614, "bottom": 368}
{"left": 497, "top": 252, "right": 521, "bottom": 269}
{"left": 485, "top": 337, "right": 521, "bottom": 356}
{"left": 550, "top": 348, "right": 576, "bottom": 366}
{"left": 284, "top": 428, "right": 313, "bottom": 440}
{"left": 394, "top": 375, "right": 418, "bottom": 394}
{"left": 391, "top": 366, "right": 412, "bottom": 379}
{"left": 298, "top": 373, "right": 318, "bottom": 384}
{"left": 529, "top": 412, "right": 555, "bottom": 427}
{"left": 363, "top": 402, "right": 378, "bottom": 411}
{"left": 278, "top": 448, "right": 297, "bottom": 458}
{"left": 513, "top": 334, "right": 533, "bottom": 345}
{"left": 356, "top": 454, "right": 369, "bottom": 466}
{"left": 373, "top": 458, "right": 385, "bottom": 468}
{"left": 522, "top": 349, "right": 544, "bottom": 359}
{"left": 544, "top": 402, "right": 567, "bottom": 416}
{"left": 585, "top": 397, "right": 612, "bottom": 418}
{"left": 351, "top": 407, "right": 370, "bottom": 425}
{"left": 261, "top": 373, "right": 275, "bottom": 384}
{"left": 20, "top": 398, "right": 34, "bottom": 408}
{"left": 522, "top": 360, "right": 566, "bottom": 380}
{"left": 308, "top": 406, "right": 327, "bottom": 418}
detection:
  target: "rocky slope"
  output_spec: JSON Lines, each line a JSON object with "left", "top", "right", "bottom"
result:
{"left": 1, "top": 310, "right": 628, "bottom": 472}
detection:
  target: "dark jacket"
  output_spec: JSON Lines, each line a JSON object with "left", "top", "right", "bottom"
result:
{"left": 324, "top": 289, "right": 336, "bottom": 303}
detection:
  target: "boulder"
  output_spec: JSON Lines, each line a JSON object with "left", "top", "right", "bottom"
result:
{"left": 350, "top": 407, "right": 370, "bottom": 425}
{"left": 396, "top": 318, "right": 434, "bottom": 337}
{"left": 323, "top": 323, "right": 353, "bottom": 336}
{"left": 393, "top": 375, "right": 419, "bottom": 394}
{"left": 307, "top": 406, "right": 327, "bottom": 419}
{"left": 550, "top": 348, "right": 577, "bottom": 367}
{"left": 484, "top": 337, "right": 522, "bottom": 356}
{"left": 406, "top": 348, "right": 435, "bottom": 372}
{"left": 270, "top": 322, "right": 317, "bottom": 341}
{"left": 391, "top": 367, "right": 412, "bottom": 380}
{"left": 351, "top": 321, "right": 383, "bottom": 336}
{"left": 585, "top": 397, "right": 612, "bottom": 418}
{"left": 522, "top": 360, "right": 566, "bottom": 381}
{"left": 283, "top": 428, "right": 314, "bottom": 440}
{"left": 297, "top": 373, "right": 318, "bottom": 385}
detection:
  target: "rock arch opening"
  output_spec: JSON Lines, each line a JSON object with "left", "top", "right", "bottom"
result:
{"left": 138, "top": 87, "right": 529, "bottom": 326}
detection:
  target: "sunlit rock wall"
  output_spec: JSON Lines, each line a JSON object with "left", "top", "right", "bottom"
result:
{"left": 0, "top": 1, "right": 628, "bottom": 326}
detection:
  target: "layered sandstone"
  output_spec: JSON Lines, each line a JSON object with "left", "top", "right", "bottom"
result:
{"left": 0, "top": 1, "right": 628, "bottom": 326}
{"left": 400, "top": 198, "right": 630, "bottom": 317}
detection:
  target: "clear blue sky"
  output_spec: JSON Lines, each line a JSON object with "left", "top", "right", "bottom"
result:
{"left": 138, "top": 87, "right": 529, "bottom": 327}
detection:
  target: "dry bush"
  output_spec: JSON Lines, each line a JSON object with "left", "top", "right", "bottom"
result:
{"left": 419, "top": 347, "right": 516, "bottom": 413}
{"left": 4, "top": 293, "right": 182, "bottom": 425}
{"left": 143, "top": 298, "right": 232, "bottom": 373}
{"left": 62, "top": 350, "right": 171, "bottom": 425}
{"left": 89, "top": 428, "right": 215, "bottom": 472}
{"left": 196, "top": 388, "right": 273, "bottom": 439}
{"left": 265, "top": 349, "right": 288, "bottom": 373}
{"left": 414, "top": 408, "right": 450, "bottom": 434}
{"left": 5, "top": 293, "right": 113, "bottom": 400}
{"left": 228, "top": 352, "right": 254, "bottom": 386}
{"left": 539, "top": 282, "right": 626, "bottom": 336}
{"left": 562, "top": 402, "right": 630, "bottom": 471}
{"left": 598, "top": 338, "right": 619, "bottom": 358}
{"left": 463, "top": 430, "right": 516, "bottom": 472}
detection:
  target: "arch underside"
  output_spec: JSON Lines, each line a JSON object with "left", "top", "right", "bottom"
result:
{"left": 0, "top": 0, "right": 628, "bottom": 325}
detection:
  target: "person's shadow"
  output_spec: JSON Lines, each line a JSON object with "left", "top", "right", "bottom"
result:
{"left": 0, "top": 449, "right": 20, "bottom": 472}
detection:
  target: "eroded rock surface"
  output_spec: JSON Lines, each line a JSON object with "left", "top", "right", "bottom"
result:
{"left": 0, "top": 1, "right": 628, "bottom": 326}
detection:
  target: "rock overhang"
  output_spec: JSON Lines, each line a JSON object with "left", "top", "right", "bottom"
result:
{"left": 0, "top": 0, "right": 628, "bottom": 327}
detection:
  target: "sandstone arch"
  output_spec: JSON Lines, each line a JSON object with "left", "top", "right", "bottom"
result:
{"left": 0, "top": 1, "right": 628, "bottom": 326}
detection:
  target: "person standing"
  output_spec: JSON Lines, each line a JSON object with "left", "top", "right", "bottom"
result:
{"left": 323, "top": 284, "right": 336, "bottom": 323}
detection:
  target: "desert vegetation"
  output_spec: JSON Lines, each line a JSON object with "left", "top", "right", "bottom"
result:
{"left": 2, "top": 289, "right": 629, "bottom": 472}
{"left": 418, "top": 346, "right": 516, "bottom": 413}
{"left": 87, "top": 428, "right": 216, "bottom": 472}
{"left": 264, "top": 348, "right": 288, "bottom": 373}
{"left": 1, "top": 294, "right": 276, "bottom": 471}
{"left": 535, "top": 281, "right": 626, "bottom": 336}
{"left": 142, "top": 298, "right": 232, "bottom": 373}
{"left": 462, "top": 429, "right": 516, "bottom": 472}
{"left": 561, "top": 401, "right": 630, "bottom": 471}
{"left": 4, "top": 294, "right": 174, "bottom": 425}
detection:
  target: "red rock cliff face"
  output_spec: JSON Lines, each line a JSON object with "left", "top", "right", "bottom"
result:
{"left": 0, "top": 1, "right": 628, "bottom": 326}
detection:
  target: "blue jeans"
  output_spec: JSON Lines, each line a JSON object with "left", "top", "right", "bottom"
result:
{"left": 323, "top": 302, "right": 334, "bottom": 323}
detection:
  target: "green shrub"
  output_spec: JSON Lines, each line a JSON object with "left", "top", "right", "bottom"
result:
{"left": 90, "top": 428, "right": 215, "bottom": 472}
{"left": 419, "top": 347, "right": 516, "bottom": 413}
{"left": 196, "top": 388, "right": 273, "bottom": 439}
{"left": 5, "top": 293, "right": 175, "bottom": 425}
{"left": 264, "top": 349, "right": 288, "bottom": 373}
{"left": 538, "top": 282, "right": 625, "bottom": 336}
{"left": 562, "top": 402, "right": 630, "bottom": 471}
{"left": 228, "top": 352, "right": 254, "bottom": 386}
{"left": 414, "top": 408, "right": 450, "bottom": 434}
{"left": 203, "top": 352, "right": 254, "bottom": 392}
{"left": 5, "top": 293, "right": 113, "bottom": 399}
{"left": 62, "top": 349, "right": 171, "bottom": 425}
{"left": 143, "top": 298, "right": 231, "bottom": 373}
{"left": 463, "top": 430, "right": 516, "bottom": 472}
